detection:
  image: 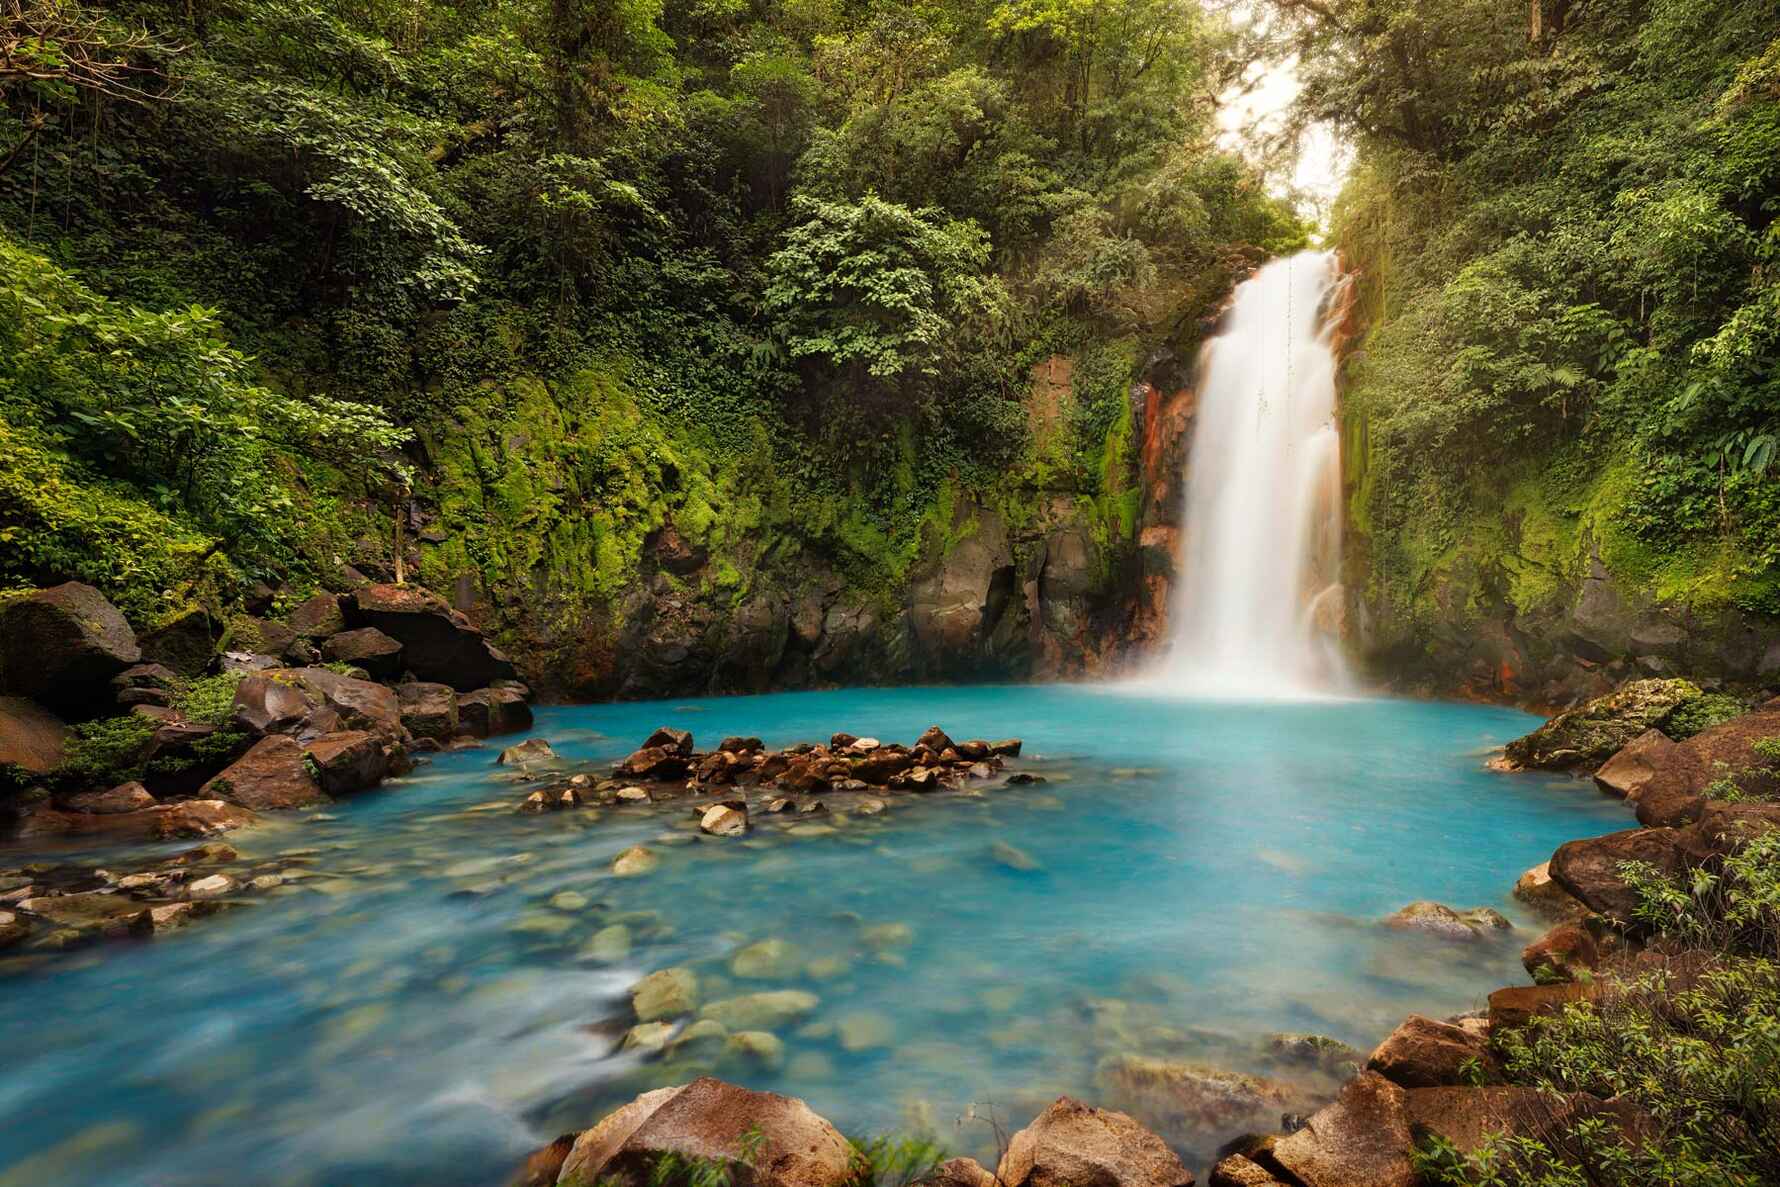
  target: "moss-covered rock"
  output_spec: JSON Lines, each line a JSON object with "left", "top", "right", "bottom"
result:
{"left": 1503, "top": 678, "right": 1705, "bottom": 771}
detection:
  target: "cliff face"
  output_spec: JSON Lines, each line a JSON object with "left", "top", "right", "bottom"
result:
{"left": 385, "top": 352, "right": 1192, "bottom": 700}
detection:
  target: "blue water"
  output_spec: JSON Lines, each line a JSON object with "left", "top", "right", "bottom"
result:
{"left": 0, "top": 686, "right": 1629, "bottom": 1186}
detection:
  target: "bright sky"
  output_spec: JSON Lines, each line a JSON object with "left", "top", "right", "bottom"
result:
{"left": 1213, "top": 8, "right": 1352, "bottom": 227}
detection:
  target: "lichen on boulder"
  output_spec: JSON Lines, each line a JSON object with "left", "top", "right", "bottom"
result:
{"left": 1501, "top": 678, "right": 1705, "bottom": 771}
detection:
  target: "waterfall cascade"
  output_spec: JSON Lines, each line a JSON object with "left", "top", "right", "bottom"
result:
{"left": 1159, "top": 250, "right": 1350, "bottom": 697}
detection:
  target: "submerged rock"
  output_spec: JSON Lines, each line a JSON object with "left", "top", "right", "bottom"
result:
{"left": 1095, "top": 1052, "right": 1293, "bottom": 1135}
{"left": 699, "top": 990, "right": 819, "bottom": 1030}
{"left": 612, "top": 846, "right": 659, "bottom": 877}
{"left": 1381, "top": 901, "right": 1511, "bottom": 942}
{"left": 631, "top": 967, "right": 699, "bottom": 1022}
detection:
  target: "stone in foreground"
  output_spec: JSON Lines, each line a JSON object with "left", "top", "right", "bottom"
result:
{"left": 996, "top": 1096, "right": 1195, "bottom": 1187}
{"left": 553, "top": 1077, "right": 856, "bottom": 1187}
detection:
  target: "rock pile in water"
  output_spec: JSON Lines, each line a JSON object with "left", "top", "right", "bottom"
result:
{"left": 515, "top": 725, "right": 1025, "bottom": 815}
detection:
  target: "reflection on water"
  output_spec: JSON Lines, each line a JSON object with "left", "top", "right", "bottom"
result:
{"left": 0, "top": 686, "right": 1627, "bottom": 1187}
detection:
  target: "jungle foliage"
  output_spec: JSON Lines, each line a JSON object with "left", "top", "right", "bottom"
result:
{"left": 0, "top": 0, "right": 1302, "bottom": 625}
{"left": 1298, "top": 0, "right": 1780, "bottom": 626}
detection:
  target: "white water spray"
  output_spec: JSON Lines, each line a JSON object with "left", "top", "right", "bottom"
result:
{"left": 1160, "top": 250, "right": 1350, "bottom": 697}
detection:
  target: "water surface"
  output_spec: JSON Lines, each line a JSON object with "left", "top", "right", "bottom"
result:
{"left": 0, "top": 686, "right": 1628, "bottom": 1186}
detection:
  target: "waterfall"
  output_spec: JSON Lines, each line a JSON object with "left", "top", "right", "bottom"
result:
{"left": 1160, "top": 250, "right": 1350, "bottom": 697}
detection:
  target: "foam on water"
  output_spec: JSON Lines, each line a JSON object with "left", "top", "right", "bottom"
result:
{"left": 0, "top": 686, "right": 1626, "bottom": 1186}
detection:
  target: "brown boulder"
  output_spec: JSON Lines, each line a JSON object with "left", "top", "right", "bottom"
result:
{"left": 1207, "top": 1156, "right": 1286, "bottom": 1187}
{"left": 1679, "top": 800, "right": 1780, "bottom": 864}
{"left": 916, "top": 726, "right": 955, "bottom": 753}
{"left": 1521, "top": 922, "right": 1600, "bottom": 983}
{"left": 997, "top": 1097, "right": 1194, "bottom": 1187}
{"left": 0, "top": 695, "right": 68, "bottom": 774}
{"left": 1487, "top": 982, "right": 1598, "bottom": 1031}
{"left": 398, "top": 682, "right": 459, "bottom": 740}
{"left": 619, "top": 746, "right": 690, "bottom": 780}
{"left": 60, "top": 781, "right": 157, "bottom": 815}
{"left": 513, "top": 1135, "right": 576, "bottom": 1187}
{"left": 1549, "top": 827, "right": 1685, "bottom": 924}
{"left": 322, "top": 627, "right": 405, "bottom": 679}
{"left": 13, "top": 799, "right": 255, "bottom": 840}
{"left": 304, "top": 731, "right": 389, "bottom": 795}
{"left": 1402, "top": 1086, "right": 1572, "bottom": 1158}
{"left": 1270, "top": 1071, "right": 1414, "bottom": 1187}
{"left": 138, "top": 607, "right": 222, "bottom": 677}
{"left": 643, "top": 727, "right": 695, "bottom": 757}
{"left": 1592, "top": 729, "right": 1684, "bottom": 799}
{"left": 275, "top": 668, "right": 403, "bottom": 739}
{"left": 852, "top": 749, "right": 913, "bottom": 784}
{"left": 556, "top": 1078, "right": 856, "bottom": 1187}
{"left": 203, "top": 735, "right": 328, "bottom": 809}
{"left": 0, "top": 582, "right": 141, "bottom": 715}
{"left": 919, "top": 1159, "right": 997, "bottom": 1187}
{"left": 232, "top": 674, "right": 314, "bottom": 736}
{"left": 1382, "top": 901, "right": 1511, "bottom": 941}
{"left": 290, "top": 593, "right": 346, "bottom": 638}
{"left": 342, "top": 584, "right": 515, "bottom": 691}
{"left": 1511, "top": 862, "right": 1588, "bottom": 920}
{"left": 1366, "top": 1015, "right": 1496, "bottom": 1088}
{"left": 457, "top": 687, "right": 533, "bottom": 738}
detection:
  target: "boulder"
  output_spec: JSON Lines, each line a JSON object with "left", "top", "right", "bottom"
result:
{"left": 1521, "top": 921, "right": 1600, "bottom": 982}
{"left": 16, "top": 799, "right": 255, "bottom": 840}
{"left": 700, "top": 801, "right": 748, "bottom": 837}
{"left": 643, "top": 727, "right": 695, "bottom": 757}
{"left": 341, "top": 584, "right": 516, "bottom": 690}
{"left": 555, "top": 1078, "right": 856, "bottom": 1187}
{"left": 1486, "top": 982, "right": 1598, "bottom": 1031}
{"left": 398, "top": 682, "right": 458, "bottom": 740}
{"left": 303, "top": 731, "right": 389, "bottom": 796}
{"left": 1207, "top": 1156, "right": 1287, "bottom": 1187}
{"left": 1549, "top": 827, "right": 1685, "bottom": 925}
{"left": 202, "top": 735, "right": 328, "bottom": 809}
{"left": 1401, "top": 1086, "right": 1576, "bottom": 1159}
{"left": 138, "top": 607, "right": 222, "bottom": 677}
{"left": 16, "top": 891, "right": 150, "bottom": 939}
{"left": 0, "top": 696, "right": 68, "bottom": 775}
{"left": 699, "top": 991, "right": 819, "bottom": 1031}
{"left": 612, "top": 846, "right": 659, "bottom": 877}
{"left": 1512, "top": 862, "right": 1587, "bottom": 920}
{"left": 458, "top": 687, "right": 534, "bottom": 738}
{"left": 1592, "top": 729, "right": 1681, "bottom": 799}
{"left": 619, "top": 746, "right": 691, "bottom": 780}
{"left": 322, "top": 627, "right": 405, "bottom": 679}
{"left": 1366, "top": 1015, "right": 1495, "bottom": 1088}
{"left": 498, "top": 738, "right": 558, "bottom": 767}
{"left": 1269, "top": 1071, "right": 1415, "bottom": 1187}
{"left": 515, "top": 1135, "right": 578, "bottom": 1187}
{"left": 1679, "top": 800, "right": 1780, "bottom": 864}
{"left": 290, "top": 593, "right": 346, "bottom": 639}
{"left": 1094, "top": 1052, "right": 1292, "bottom": 1135}
{"left": 916, "top": 726, "right": 955, "bottom": 753}
{"left": 919, "top": 1158, "right": 998, "bottom": 1187}
{"left": 0, "top": 583, "right": 141, "bottom": 715}
{"left": 631, "top": 967, "right": 699, "bottom": 1022}
{"left": 1501, "top": 678, "right": 1701, "bottom": 771}
{"left": 1382, "top": 902, "right": 1512, "bottom": 942}
{"left": 60, "top": 781, "right": 156, "bottom": 815}
{"left": 275, "top": 668, "right": 403, "bottom": 739}
{"left": 232, "top": 674, "right": 314, "bottom": 736}
{"left": 996, "top": 1097, "right": 1194, "bottom": 1187}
